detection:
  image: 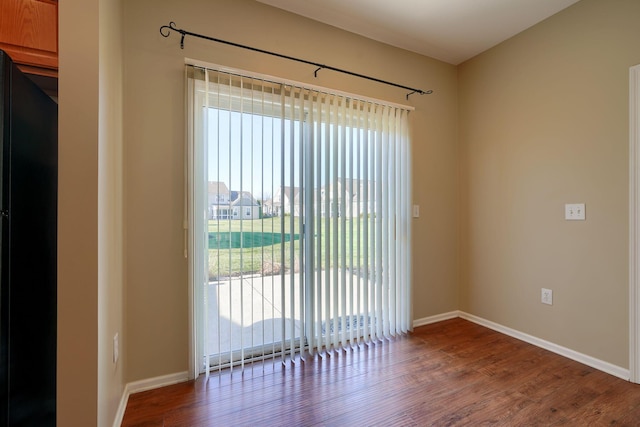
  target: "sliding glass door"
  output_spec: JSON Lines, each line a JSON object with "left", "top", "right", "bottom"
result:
{"left": 187, "top": 65, "right": 412, "bottom": 375}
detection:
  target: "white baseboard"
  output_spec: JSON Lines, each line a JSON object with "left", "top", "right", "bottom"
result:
{"left": 458, "top": 312, "right": 630, "bottom": 381}
{"left": 112, "top": 387, "right": 129, "bottom": 427}
{"left": 413, "top": 310, "right": 461, "bottom": 328}
{"left": 112, "top": 371, "right": 190, "bottom": 427}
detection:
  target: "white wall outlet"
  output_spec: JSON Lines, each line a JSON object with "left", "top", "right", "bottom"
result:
{"left": 541, "top": 288, "right": 553, "bottom": 305}
{"left": 413, "top": 204, "right": 420, "bottom": 218}
{"left": 113, "top": 333, "right": 119, "bottom": 364}
{"left": 565, "top": 203, "right": 586, "bottom": 220}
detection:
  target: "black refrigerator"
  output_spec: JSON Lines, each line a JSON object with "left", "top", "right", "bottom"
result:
{"left": 0, "top": 50, "right": 57, "bottom": 425}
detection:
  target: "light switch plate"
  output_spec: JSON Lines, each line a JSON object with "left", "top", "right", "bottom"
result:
{"left": 565, "top": 203, "right": 585, "bottom": 221}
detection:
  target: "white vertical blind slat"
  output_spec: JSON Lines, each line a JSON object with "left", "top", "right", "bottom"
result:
{"left": 401, "top": 109, "right": 411, "bottom": 332}
{"left": 382, "top": 106, "right": 390, "bottom": 338}
{"left": 238, "top": 77, "right": 245, "bottom": 372}
{"left": 347, "top": 99, "right": 356, "bottom": 347}
{"left": 362, "top": 102, "right": 370, "bottom": 343}
{"left": 297, "top": 87, "right": 306, "bottom": 361}
{"left": 259, "top": 81, "right": 266, "bottom": 366}
{"left": 315, "top": 91, "right": 323, "bottom": 355}
{"left": 305, "top": 89, "right": 316, "bottom": 357}
{"left": 279, "top": 89, "right": 286, "bottom": 364}
{"left": 354, "top": 100, "right": 363, "bottom": 345}
{"left": 340, "top": 98, "right": 347, "bottom": 349}
{"left": 389, "top": 109, "right": 398, "bottom": 336}
{"left": 269, "top": 84, "right": 276, "bottom": 367}
{"left": 288, "top": 86, "right": 295, "bottom": 361}
{"left": 331, "top": 95, "right": 339, "bottom": 351}
{"left": 374, "top": 104, "right": 383, "bottom": 342}
{"left": 323, "top": 95, "right": 331, "bottom": 352}
{"left": 202, "top": 70, "right": 210, "bottom": 378}
{"left": 223, "top": 74, "right": 234, "bottom": 374}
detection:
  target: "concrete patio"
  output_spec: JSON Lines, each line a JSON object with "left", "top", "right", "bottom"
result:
{"left": 204, "top": 269, "right": 371, "bottom": 366}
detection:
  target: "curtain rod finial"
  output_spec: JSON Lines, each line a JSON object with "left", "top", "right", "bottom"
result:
{"left": 159, "top": 22, "right": 186, "bottom": 49}
{"left": 160, "top": 21, "right": 178, "bottom": 38}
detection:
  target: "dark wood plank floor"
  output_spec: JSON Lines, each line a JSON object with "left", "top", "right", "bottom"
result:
{"left": 121, "top": 318, "right": 640, "bottom": 426}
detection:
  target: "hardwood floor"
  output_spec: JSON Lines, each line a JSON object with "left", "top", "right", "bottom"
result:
{"left": 121, "top": 318, "right": 640, "bottom": 426}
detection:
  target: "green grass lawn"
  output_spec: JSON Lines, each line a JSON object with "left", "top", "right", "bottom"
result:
{"left": 207, "top": 216, "right": 376, "bottom": 279}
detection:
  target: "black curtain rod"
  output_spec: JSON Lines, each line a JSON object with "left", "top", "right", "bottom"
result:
{"left": 159, "top": 22, "right": 433, "bottom": 100}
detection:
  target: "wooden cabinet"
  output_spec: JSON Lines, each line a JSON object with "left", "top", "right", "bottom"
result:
{"left": 0, "top": 0, "right": 58, "bottom": 83}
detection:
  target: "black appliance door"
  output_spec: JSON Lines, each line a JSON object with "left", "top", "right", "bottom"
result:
{"left": 0, "top": 50, "right": 57, "bottom": 427}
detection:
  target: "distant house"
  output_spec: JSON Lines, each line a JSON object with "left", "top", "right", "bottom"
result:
{"left": 262, "top": 199, "right": 275, "bottom": 217}
{"left": 318, "top": 179, "right": 375, "bottom": 218}
{"left": 271, "top": 186, "right": 301, "bottom": 217}
{"left": 208, "top": 182, "right": 261, "bottom": 220}
{"left": 230, "top": 191, "right": 261, "bottom": 220}
{"left": 264, "top": 181, "right": 376, "bottom": 218}
{"left": 208, "top": 181, "right": 231, "bottom": 219}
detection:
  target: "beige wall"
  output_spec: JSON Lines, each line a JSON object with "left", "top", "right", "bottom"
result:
{"left": 122, "top": 0, "right": 459, "bottom": 381}
{"left": 58, "top": 0, "right": 99, "bottom": 424}
{"left": 98, "top": 0, "right": 125, "bottom": 425}
{"left": 59, "top": 0, "right": 124, "bottom": 425}
{"left": 459, "top": 0, "right": 640, "bottom": 368}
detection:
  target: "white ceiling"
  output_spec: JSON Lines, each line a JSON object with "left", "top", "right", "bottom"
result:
{"left": 256, "top": 0, "right": 581, "bottom": 65}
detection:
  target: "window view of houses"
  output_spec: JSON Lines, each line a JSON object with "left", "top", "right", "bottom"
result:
{"left": 206, "top": 108, "right": 382, "bottom": 282}
{"left": 210, "top": 180, "right": 376, "bottom": 221}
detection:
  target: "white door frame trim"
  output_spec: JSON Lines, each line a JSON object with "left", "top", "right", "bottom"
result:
{"left": 629, "top": 64, "right": 640, "bottom": 384}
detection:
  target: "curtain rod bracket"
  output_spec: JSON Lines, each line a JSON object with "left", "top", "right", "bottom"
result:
{"left": 159, "top": 22, "right": 434, "bottom": 99}
{"left": 406, "top": 89, "right": 434, "bottom": 100}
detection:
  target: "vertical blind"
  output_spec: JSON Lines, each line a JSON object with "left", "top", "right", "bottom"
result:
{"left": 187, "top": 64, "right": 412, "bottom": 375}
